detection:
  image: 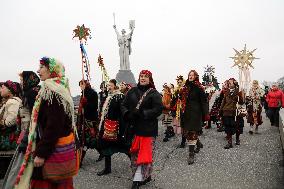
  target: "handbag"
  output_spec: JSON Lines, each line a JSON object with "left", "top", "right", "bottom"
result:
{"left": 42, "top": 132, "right": 79, "bottom": 181}
{"left": 102, "top": 119, "right": 119, "bottom": 141}
{"left": 236, "top": 96, "right": 247, "bottom": 117}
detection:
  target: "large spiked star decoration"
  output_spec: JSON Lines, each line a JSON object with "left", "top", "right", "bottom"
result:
{"left": 204, "top": 65, "right": 215, "bottom": 76}
{"left": 230, "top": 44, "right": 259, "bottom": 69}
{"left": 72, "top": 24, "right": 91, "bottom": 42}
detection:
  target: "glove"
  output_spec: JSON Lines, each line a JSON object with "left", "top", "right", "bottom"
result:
{"left": 125, "top": 109, "right": 141, "bottom": 121}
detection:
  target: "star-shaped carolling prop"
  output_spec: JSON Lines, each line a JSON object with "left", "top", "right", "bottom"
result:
{"left": 72, "top": 24, "right": 91, "bottom": 42}
{"left": 98, "top": 54, "right": 104, "bottom": 67}
{"left": 230, "top": 44, "right": 259, "bottom": 69}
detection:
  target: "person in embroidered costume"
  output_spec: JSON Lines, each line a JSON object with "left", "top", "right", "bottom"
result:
{"left": 246, "top": 80, "right": 265, "bottom": 134}
{"left": 161, "top": 83, "right": 174, "bottom": 142}
{"left": 217, "top": 80, "right": 229, "bottom": 132}
{"left": 76, "top": 80, "right": 100, "bottom": 166}
{"left": 2, "top": 71, "right": 40, "bottom": 188}
{"left": 180, "top": 70, "right": 209, "bottom": 164}
{"left": 170, "top": 76, "right": 185, "bottom": 147}
{"left": 97, "top": 79, "right": 130, "bottom": 176}
{"left": 0, "top": 80, "right": 22, "bottom": 178}
{"left": 14, "top": 57, "right": 76, "bottom": 189}
{"left": 121, "top": 70, "right": 163, "bottom": 189}
{"left": 219, "top": 78, "right": 245, "bottom": 149}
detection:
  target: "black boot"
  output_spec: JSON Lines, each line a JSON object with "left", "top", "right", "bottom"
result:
{"left": 194, "top": 139, "right": 203, "bottom": 153}
{"left": 235, "top": 133, "right": 240, "bottom": 145}
{"left": 131, "top": 181, "right": 140, "bottom": 189}
{"left": 168, "top": 126, "right": 175, "bottom": 138}
{"left": 224, "top": 134, "right": 233, "bottom": 149}
{"left": 179, "top": 136, "right": 186, "bottom": 148}
{"left": 163, "top": 128, "right": 170, "bottom": 142}
{"left": 97, "top": 156, "right": 111, "bottom": 176}
{"left": 96, "top": 154, "right": 104, "bottom": 162}
{"left": 140, "top": 176, "right": 152, "bottom": 186}
{"left": 188, "top": 145, "right": 195, "bottom": 165}
{"left": 80, "top": 150, "right": 87, "bottom": 168}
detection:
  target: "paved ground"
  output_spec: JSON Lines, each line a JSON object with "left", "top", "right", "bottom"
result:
{"left": 73, "top": 114, "right": 284, "bottom": 189}
{"left": 1, "top": 93, "right": 283, "bottom": 189}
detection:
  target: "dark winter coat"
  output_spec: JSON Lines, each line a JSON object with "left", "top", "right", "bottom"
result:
{"left": 121, "top": 84, "right": 163, "bottom": 137}
{"left": 32, "top": 97, "right": 72, "bottom": 180}
{"left": 219, "top": 89, "right": 239, "bottom": 116}
{"left": 81, "top": 87, "right": 98, "bottom": 121}
{"left": 180, "top": 81, "right": 209, "bottom": 132}
{"left": 98, "top": 92, "right": 129, "bottom": 156}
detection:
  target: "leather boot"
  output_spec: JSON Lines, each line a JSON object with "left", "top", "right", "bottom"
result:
{"left": 131, "top": 181, "right": 140, "bottom": 189}
{"left": 188, "top": 145, "right": 195, "bottom": 165}
{"left": 194, "top": 139, "right": 203, "bottom": 153}
{"left": 179, "top": 136, "right": 186, "bottom": 148}
{"left": 224, "top": 134, "right": 233, "bottom": 149}
{"left": 80, "top": 150, "right": 87, "bottom": 168}
{"left": 97, "top": 156, "right": 111, "bottom": 176}
{"left": 235, "top": 132, "right": 240, "bottom": 145}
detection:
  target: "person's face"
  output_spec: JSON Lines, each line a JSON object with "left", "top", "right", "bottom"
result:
{"left": 188, "top": 72, "right": 196, "bottom": 81}
{"left": 229, "top": 80, "right": 235, "bottom": 89}
{"left": 108, "top": 82, "right": 115, "bottom": 92}
{"left": 120, "top": 83, "right": 126, "bottom": 90}
{"left": 37, "top": 65, "right": 51, "bottom": 81}
{"left": 80, "top": 82, "right": 86, "bottom": 91}
{"left": 252, "top": 81, "right": 258, "bottom": 88}
{"left": 139, "top": 74, "right": 150, "bottom": 86}
{"left": 177, "top": 79, "right": 183, "bottom": 87}
{"left": 272, "top": 85, "right": 277, "bottom": 90}
{"left": 1, "top": 85, "right": 12, "bottom": 98}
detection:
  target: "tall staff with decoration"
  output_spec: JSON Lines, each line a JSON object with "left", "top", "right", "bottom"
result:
{"left": 230, "top": 44, "right": 259, "bottom": 95}
{"left": 72, "top": 24, "right": 92, "bottom": 165}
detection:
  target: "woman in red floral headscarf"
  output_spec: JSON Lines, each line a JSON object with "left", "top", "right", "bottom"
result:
{"left": 121, "top": 70, "right": 163, "bottom": 189}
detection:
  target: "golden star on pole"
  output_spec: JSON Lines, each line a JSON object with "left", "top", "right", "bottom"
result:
{"left": 230, "top": 44, "right": 259, "bottom": 69}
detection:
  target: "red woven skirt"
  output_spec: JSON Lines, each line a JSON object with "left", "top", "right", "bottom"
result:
{"left": 30, "top": 178, "right": 74, "bottom": 189}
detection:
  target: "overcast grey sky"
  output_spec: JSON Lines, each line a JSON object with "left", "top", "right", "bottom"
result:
{"left": 0, "top": 0, "right": 283, "bottom": 95}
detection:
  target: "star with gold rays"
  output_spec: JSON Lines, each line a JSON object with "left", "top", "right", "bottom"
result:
{"left": 230, "top": 44, "right": 259, "bottom": 69}
{"left": 72, "top": 24, "right": 91, "bottom": 42}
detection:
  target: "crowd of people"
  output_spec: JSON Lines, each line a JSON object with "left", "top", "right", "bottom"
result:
{"left": 1, "top": 57, "right": 284, "bottom": 189}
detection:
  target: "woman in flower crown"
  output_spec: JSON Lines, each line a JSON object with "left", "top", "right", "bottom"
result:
{"left": 2, "top": 71, "right": 40, "bottom": 189}
{"left": 162, "top": 83, "right": 174, "bottom": 142}
{"left": 0, "top": 80, "right": 22, "bottom": 178}
{"left": 170, "top": 75, "right": 184, "bottom": 146}
{"left": 14, "top": 57, "right": 76, "bottom": 189}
